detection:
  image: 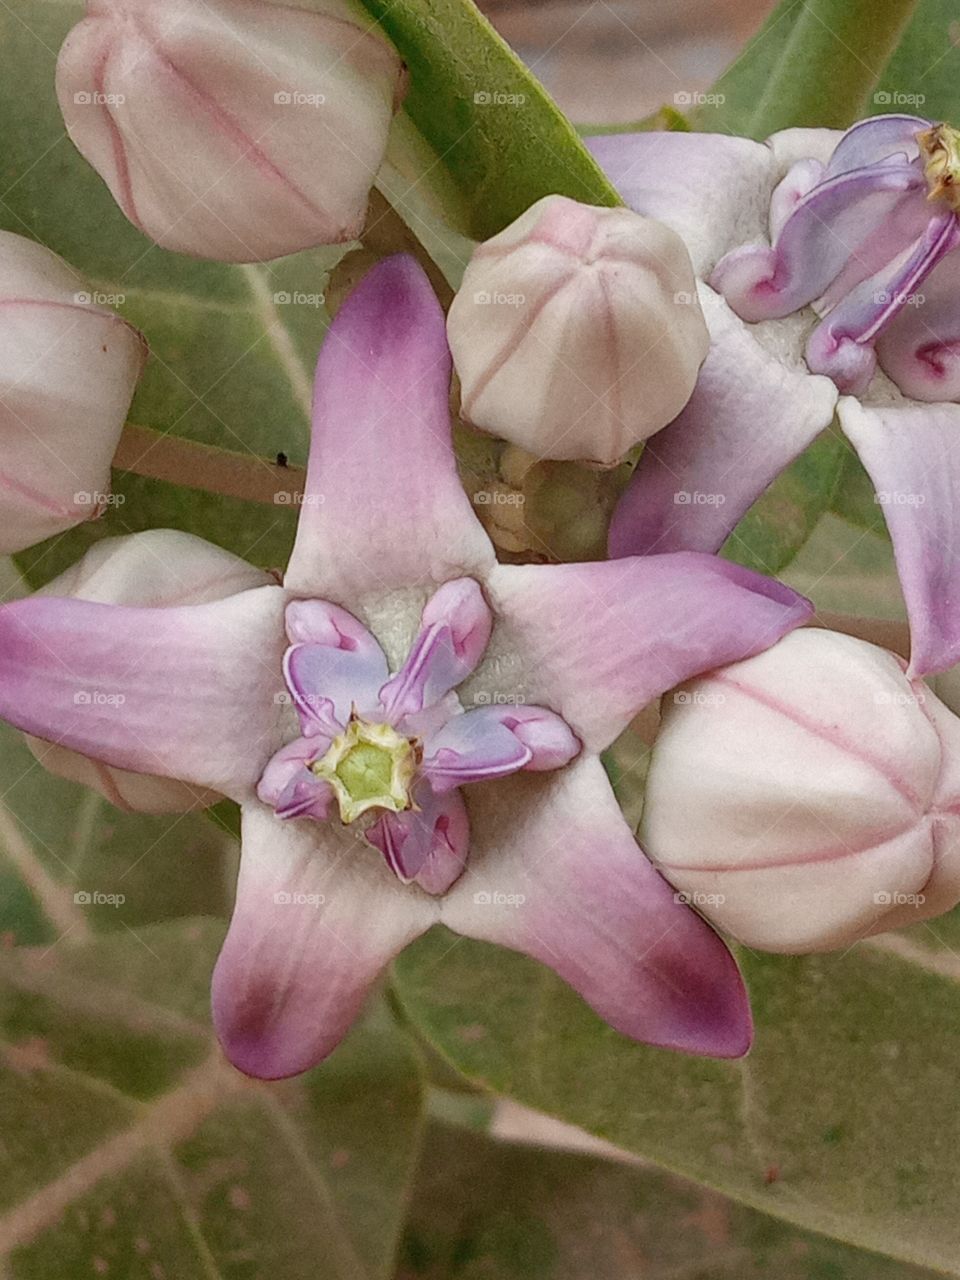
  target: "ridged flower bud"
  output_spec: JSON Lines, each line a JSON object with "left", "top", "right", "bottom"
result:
{"left": 641, "top": 629, "right": 960, "bottom": 952}
{"left": 0, "top": 230, "right": 144, "bottom": 554}
{"left": 56, "top": 0, "right": 406, "bottom": 261}
{"left": 447, "top": 195, "right": 709, "bottom": 465}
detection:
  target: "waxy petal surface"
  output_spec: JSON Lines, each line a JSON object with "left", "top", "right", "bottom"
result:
{"left": 0, "top": 587, "right": 288, "bottom": 800}
{"left": 839, "top": 397, "right": 960, "bottom": 676}
{"left": 441, "top": 757, "right": 753, "bottom": 1058}
{"left": 286, "top": 256, "right": 494, "bottom": 607}
{"left": 483, "top": 554, "right": 812, "bottom": 752}
{"left": 213, "top": 804, "right": 437, "bottom": 1078}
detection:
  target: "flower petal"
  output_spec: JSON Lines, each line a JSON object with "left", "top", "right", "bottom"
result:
{"left": 378, "top": 577, "right": 492, "bottom": 722}
{"left": 608, "top": 291, "right": 838, "bottom": 559}
{"left": 25, "top": 530, "right": 272, "bottom": 813}
{"left": 585, "top": 131, "right": 776, "bottom": 275}
{"left": 367, "top": 786, "right": 470, "bottom": 894}
{"left": 482, "top": 554, "right": 812, "bottom": 752}
{"left": 0, "top": 587, "right": 288, "bottom": 800}
{"left": 256, "top": 736, "right": 334, "bottom": 820}
{"left": 285, "top": 255, "right": 494, "bottom": 607}
{"left": 441, "top": 757, "right": 753, "bottom": 1058}
{"left": 212, "top": 804, "right": 438, "bottom": 1078}
{"left": 838, "top": 396, "right": 960, "bottom": 676}
{"left": 711, "top": 163, "right": 925, "bottom": 323}
{"left": 423, "top": 707, "right": 533, "bottom": 793}
{"left": 875, "top": 246, "right": 960, "bottom": 401}
{"left": 805, "top": 212, "right": 960, "bottom": 394}
{"left": 819, "top": 114, "right": 928, "bottom": 177}
{"left": 283, "top": 600, "right": 388, "bottom": 735}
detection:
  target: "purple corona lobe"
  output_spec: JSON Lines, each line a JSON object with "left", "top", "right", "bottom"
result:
{"left": 257, "top": 581, "right": 580, "bottom": 894}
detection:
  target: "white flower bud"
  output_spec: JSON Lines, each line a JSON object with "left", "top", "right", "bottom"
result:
{"left": 28, "top": 531, "right": 272, "bottom": 812}
{"left": 56, "top": 0, "right": 405, "bottom": 262}
{"left": 447, "top": 195, "right": 709, "bottom": 466}
{"left": 0, "top": 231, "right": 145, "bottom": 555}
{"left": 641, "top": 630, "right": 960, "bottom": 953}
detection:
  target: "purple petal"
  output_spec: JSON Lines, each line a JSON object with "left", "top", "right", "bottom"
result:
{"left": 839, "top": 397, "right": 960, "bottom": 676}
{"left": 283, "top": 600, "right": 388, "bottom": 735}
{"left": 485, "top": 555, "right": 811, "bottom": 752}
{"left": 441, "top": 757, "right": 752, "bottom": 1058}
{"left": 608, "top": 293, "right": 838, "bottom": 558}
{"left": 821, "top": 114, "right": 929, "bottom": 178}
{"left": 711, "top": 164, "right": 926, "bottom": 323}
{"left": 876, "top": 247, "right": 960, "bottom": 401}
{"left": 378, "top": 578, "right": 492, "bottom": 722}
{"left": 213, "top": 804, "right": 438, "bottom": 1079}
{"left": 0, "top": 589, "right": 287, "bottom": 800}
{"left": 367, "top": 786, "right": 469, "bottom": 894}
{"left": 482, "top": 705, "right": 581, "bottom": 771}
{"left": 285, "top": 255, "right": 494, "bottom": 606}
{"left": 257, "top": 736, "right": 334, "bottom": 821}
{"left": 423, "top": 708, "right": 533, "bottom": 793}
{"left": 586, "top": 131, "right": 776, "bottom": 275}
{"left": 806, "top": 212, "right": 960, "bottom": 394}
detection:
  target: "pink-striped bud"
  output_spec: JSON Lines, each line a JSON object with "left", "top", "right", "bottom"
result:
{"left": 56, "top": 0, "right": 405, "bottom": 262}
{"left": 447, "top": 195, "right": 709, "bottom": 465}
{"left": 642, "top": 629, "right": 960, "bottom": 952}
{"left": 0, "top": 231, "right": 144, "bottom": 554}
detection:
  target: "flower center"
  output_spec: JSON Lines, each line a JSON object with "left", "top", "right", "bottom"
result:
{"left": 310, "top": 715, "right": 419, "bottom": 824}
{"left": 918, "top": 123, "right": 960, "bottom": 213}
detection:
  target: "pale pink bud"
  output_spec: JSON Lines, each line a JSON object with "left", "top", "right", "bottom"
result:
{"left": 641, "top": 630, "right": 960, "bottom": 952}
{"left": 447, "top": 195, "right": 709, "bottom": 466}
{"left": 56, "top": 0, "right": 405, "bottom": 262}
{"left": 27, "top": 531, "right": 272, "bottom": 812}
{"left": 0, "top": 231, "right": 145, "bottom": 555}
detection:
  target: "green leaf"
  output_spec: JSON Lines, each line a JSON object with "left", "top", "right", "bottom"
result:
{"left": 872, "top": 0, "right": 960, "bottom": 125}
{"left": 353, "top": 0, "right": 621, "bottom": 241}
{"left": 722, "top": 428, "right": 847, "bottom": 575}
{"left": 0, "top": 722, "right": 233, "bottom": 946}
{"left": 0, "top": 920, "right": 424, "bottom": 1279}
{"left": 392, "top": 923, "right": 960, "bottom": 1274}
{"left": 400, "top": 1121, "right": 943, "bottom": 1279}
{"left": 706, "top": 0, "right": 921, "bottom": 139}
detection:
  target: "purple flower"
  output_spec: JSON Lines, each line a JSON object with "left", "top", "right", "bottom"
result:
{"left": 589, "top": 117, "right": 960, "bottom": 676}
{"left": 0, "top": 255, "right": 810, "bottom": 1078}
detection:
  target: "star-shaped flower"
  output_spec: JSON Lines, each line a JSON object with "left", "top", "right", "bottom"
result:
{"left": 0, "top": 256, "right": 810, "bottom": 1077}
{"left": 590, "top": 116, "right": 960, "bottom": 676}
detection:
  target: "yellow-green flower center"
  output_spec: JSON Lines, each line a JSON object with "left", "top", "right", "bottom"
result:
{"left": 311, "top": 716, "right": 418, "bottom": 824}
{"left": 919, "top": 123, "right": 960, "bottom": 213}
